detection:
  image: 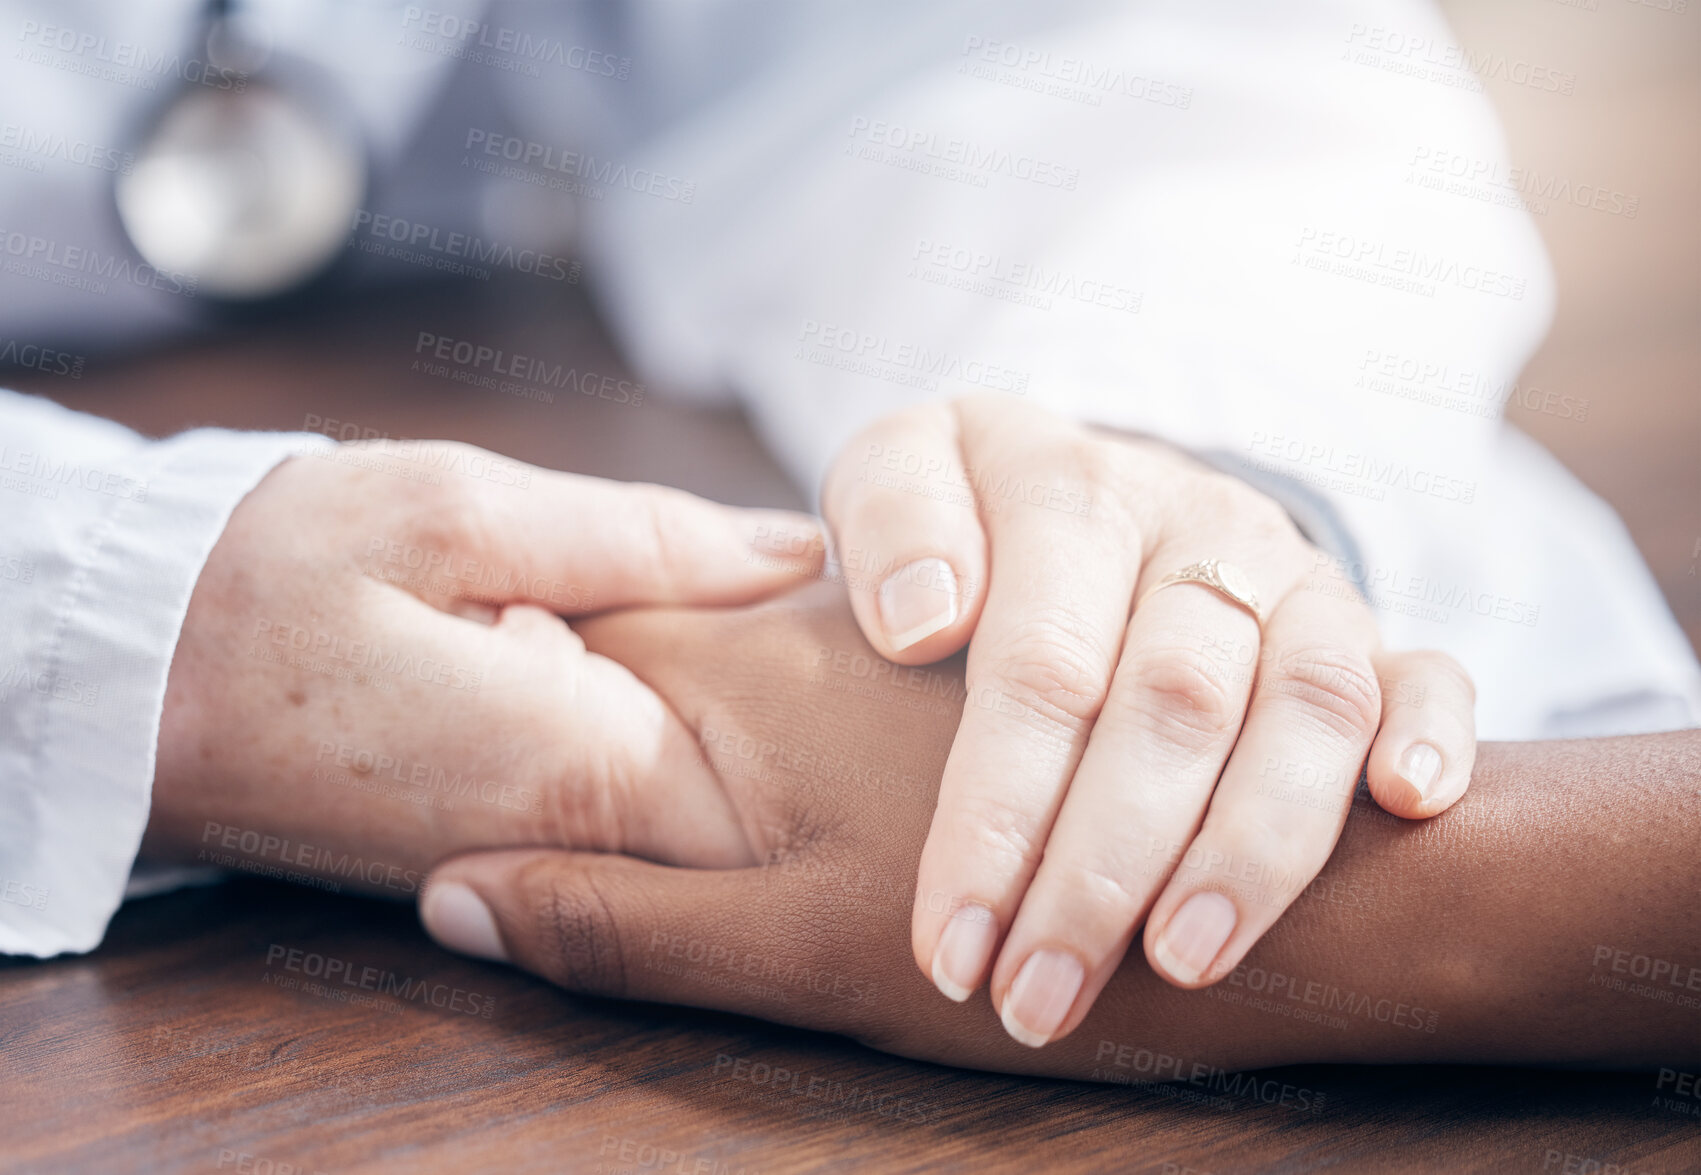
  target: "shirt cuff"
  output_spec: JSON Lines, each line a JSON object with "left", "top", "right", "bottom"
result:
{"left": 0, "top": 428, "right": 332, "bottom": 957}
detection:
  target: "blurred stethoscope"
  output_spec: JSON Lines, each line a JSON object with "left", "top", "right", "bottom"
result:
{"left": 113, "top": 0, "right": 368, "bottom": 302}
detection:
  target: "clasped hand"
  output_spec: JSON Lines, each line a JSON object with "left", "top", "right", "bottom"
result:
{"left": 154, "top": 398, "right": 1475, "bottom": 1052}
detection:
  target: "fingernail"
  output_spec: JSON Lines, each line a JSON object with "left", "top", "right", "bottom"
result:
{"left": 878, "top": 558, "right": 959, "bottom": 650}
{"left": 744, "top": 511, "right": 823, "bottom": 564}
{"left": 1000, "top": 949, "right": 1085, "bottom": 1048}
{"left": 1398, "top": 741, "right": 1444, "bottom": 802}
{"left": 1153, "top": 892, "right": 1237, "bottom": 985}
{"left": 930, "top": 902, "right": 996, "bottom": 1002}
{"left": 421, "top": 881, "right": 507, "bottom": 962}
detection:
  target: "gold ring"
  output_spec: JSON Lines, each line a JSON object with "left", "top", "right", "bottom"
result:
{"left": 1150, "top": 559, "right": 1263, "bottom": 625}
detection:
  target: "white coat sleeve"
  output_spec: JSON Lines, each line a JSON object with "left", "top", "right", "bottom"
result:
{"left": 511, "top": 0, "right": 1700, "bottom": 740}
{"left": 0, "top": 389, "right": 329, "bottom": 956}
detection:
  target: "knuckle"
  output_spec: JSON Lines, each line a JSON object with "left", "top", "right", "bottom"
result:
{"left": 1231, "top": 481, "right": 1297, "bottom": 537}
{"left": 1055, "top": 440, "right": 1138, "bottom": 522}
{"left": 977, "top": 616, "right": 1114, "bottom": 728}
{"left": 1269, "top": 645, "right": 1382, "bottom": 741}
{"left": 1052, "top": 855, "right": 1152, "bottom": 919}
{"left": 955, "top": 793, "right": 1046, "bottom": 876}
{"left": 1194, "top": 471, "right": 1251, "bottom": 513}
{"left": 1168, "top": 470, "right": 1246, "bottom": 524}
{"left": 629, "top": 485, "right": 700, "bottom": 596}
{"left": 1191, "top": 822, "right": 1317, "bottom": 903}
{"left": 1060, "top": 437, "right": 1126, "bottom": 492}
{"left": 541, "top": 757, "right": 630, "bottom": 855}
{"left": 405, "top": 485, "right": 494, "bottom": 558}
{"left": 994, "top": 434, "right": 1130, "bottom": 509}
{"left": 1114, "top": 650, "right": 1241, "bottom": 751}
{"left": 1176, "top": 471, "right": 1296, "bottom": 542}
{"left": 518, "top": 857, "right": 628, "bottom": 998}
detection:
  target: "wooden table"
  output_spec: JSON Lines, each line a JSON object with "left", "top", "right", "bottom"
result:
{"left": 3, "top": 276, "right": 1698, "bottom": 1174}
{"left": 5, "top": 875, "right": 1697, "bottom": 1175}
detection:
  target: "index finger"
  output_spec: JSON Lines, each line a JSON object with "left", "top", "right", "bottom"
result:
{"left": 911, "top": 423, "right": 1143, "bottom": 1004}
{"left": 356, "top": 441, "right": 826, "bottom": 615}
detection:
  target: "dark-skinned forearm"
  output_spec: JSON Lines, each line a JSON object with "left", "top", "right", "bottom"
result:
{"left": 885, "top": 733, "right": 1700, "bottom": 1079}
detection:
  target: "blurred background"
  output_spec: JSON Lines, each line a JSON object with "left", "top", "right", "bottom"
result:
{"left": 4, "top": 0, "right": 1697, "bottom": 652}
{"left": 1442, "top": 0, "right": 1698, "bottom": 652}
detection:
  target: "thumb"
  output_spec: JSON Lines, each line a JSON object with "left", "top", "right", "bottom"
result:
{"left": 419, "top": 850, "right": 875, "bottom": 1032}
{"left": 820, "top": 404, "right": 987, "bottom": 664}
{"left": 415, "top": 455, "right": 827, "bottom": 614}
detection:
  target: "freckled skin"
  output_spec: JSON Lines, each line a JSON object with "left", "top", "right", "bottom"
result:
{"left": 146, "top": 445, "right": 786, "bottom": 893}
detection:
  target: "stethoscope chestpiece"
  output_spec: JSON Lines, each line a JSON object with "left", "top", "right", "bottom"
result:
{"left": 114, "top": 0, "right": 368, "bottom": 305}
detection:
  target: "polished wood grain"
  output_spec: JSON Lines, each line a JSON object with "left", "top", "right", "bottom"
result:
{"left": 3, "top": 878, "right": 1697, "bottom": 1175}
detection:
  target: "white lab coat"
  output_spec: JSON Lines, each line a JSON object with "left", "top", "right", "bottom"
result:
{"left": 1, "top": 0, "right": 1695, "bottom": 956}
